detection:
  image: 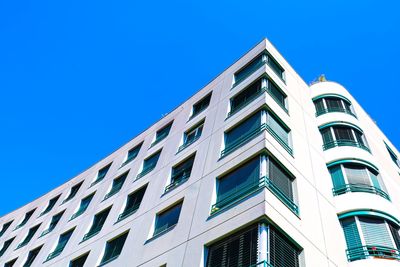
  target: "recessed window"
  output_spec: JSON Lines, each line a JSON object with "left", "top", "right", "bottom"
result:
{"left": 40, "top": 210, "right": 65, "bottom": 237}
{"left": 62, "top": 181, "right": 83, "bottom": 204}
{"left": 340, "top": 214, "right": 400, "bottom": 262}
{"left": 4, "top": 257, "right": 18, "bottom": 267}
{"left": 137, "top": 150, "right": 162, "bottom": 179}
{"left": 70, "top": 193, "right": 95, "bottom": 220}
{"left": 206, "top": 223, "right": 300, "bottom": 267}
{"left": 320, "top": 124, "right": 369, "bottom": 152}
{"left": 329, "top": 162, "right": 389, "bottom": 200}
{"left": 17, "top": 224, "right": 41, "bottom": 249}
{"left": 313, "top": 95, "right": 356, "bottom": 117}
{"left": 153, "top": 201, "right": 183, "bottom": 237}
{"left": 0, "top": 220, "right": 13, "bottom": 237}
{"left": 233, "top": 51, "right": 285, "bottom": 86}
{"left": 165, "top": 154, "right": 195, "bottom": 193}
{"left": 23, "top": 245, "right": 42, "bottom": 267}
{"left": 385, "top": 143, "right": 400, "bottom": 168}
{"left": 212, "top": 154, "right": 298, "bottom": 215}
{"left": 39, "top": 194, "right": 61, "bottom": 216}
{"left": 69, "top": 252, "right": 90, "bottom": 267}
{"left": 0, "top": 237, "right": 15, "bottom": 257}
{"left": 121, "top": 142, "right": 143, "bottom": 167}
{"left": 15, "top": 209, "right": 36, "bottom": 230}
{"left": 99, "top": 231, "right": 129, "bottom": 266}
{"left": 222, "top": 109, "right": 292, "bottom": 157}
{"left": 178, "top": 121, "right": 204, "bottom": 152}
{"left": 82, "top": 206, "right": 112, "bottom": 242}
{"left": 152, "top": 122, "right": 173, "bottom": 146}
{"left": 104, "top": 171, "right": 128, "bottom": 200}
{"left": 190, "top": 92, "right": 212, "bottom": 119}
{"left": 45, "top": 228, "right": 74, "bottom": 261}
{"left": 91, "top": 163, "right": 112, "bottom": 186}
{"left": 117, "top": 185, "right": 147, "bottom": 222}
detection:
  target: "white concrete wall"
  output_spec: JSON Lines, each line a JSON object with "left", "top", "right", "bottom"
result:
{"left": 0, "top": 38, "right": 399, "bottom": 267}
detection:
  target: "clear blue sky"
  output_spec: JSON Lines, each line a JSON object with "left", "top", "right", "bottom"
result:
{"left": 0, "top": 0, "right": 399, "bottom": 216}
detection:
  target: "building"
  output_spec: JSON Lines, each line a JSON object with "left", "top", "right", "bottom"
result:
{"left": 1, "top": 38, "right": 400, "bottom": 267}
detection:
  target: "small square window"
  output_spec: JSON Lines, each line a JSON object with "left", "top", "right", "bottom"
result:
{"left": 104, "top": 171, "right": 128, "bottom": 200}
{"left": 137, "top": 150, "right": 162, "bottom": 179}
{"left": 82, "top": 207, "right": 111, "bottom": 242}
{"left": 190, "top": 93, "right": 212, "bottom": 119}
{"left": 91, "top": 163, "right": 112, "bottom": 186}
{"left": 45, "top": 228, "right": 74, "bottom": 261}
{"left": 62, "top": 181, "right": 84, "bottom": 204}
{"left": 23, "top": 245, "right": 42, "bottom": 267}
{"left": 152, "top": 122, "right": 173, "bottom": 146}
{"left": 99, "top": 231, "right": 129, "bottom": 266}
{"left": 117, "top": 185, "right": 147, "bottom": 222}
{"left": 153, "top": 201, "right": 183, "bottom": 237}
{"left": 121, "top": 142, "right": 143, "bottom": 167}
{"left": 165, "top": 155, "right": 195, "bottom": 193}
{"left": 39, "top": 194, "right": 61, "bottom": 216}
{"left": 69, "top": 252, "right": 90, "bottom": 267}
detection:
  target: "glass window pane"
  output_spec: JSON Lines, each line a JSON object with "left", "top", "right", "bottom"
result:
{"left": 154, "top": 203, "right": 182, "bottom": 235}
{"left": 344, "top": 165, "right": 371, "bottom": 186}
{"left": 101, "top": 232, "right": 129, "bottom": 264}
{"left": 217, "top": 157, "right": 260, "bottom": 201}
{"left": 230, "top": 80, "right": 262, "bottom": 112}
{"left": 234, "top": 54, "right": 264, "bottom": 83}
{"left": 333, "top": 126, "right": 355, "bottom": 141}
{"left": 268, "top": 159, "right": 293, "bottom": 199}
{"left": 225, "top": 111, "right": 261, "bottom": 147}
{"left": 267, "top": 112, "right": 289, "bottom": 145}
{"left": 359, "top": 217, "right": 393, "bottom": 248}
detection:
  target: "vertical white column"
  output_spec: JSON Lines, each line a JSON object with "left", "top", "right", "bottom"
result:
{"left": 261, "top": 77, "right": 268, "bottom": 89}
{"left": 258, "top": 223, "right": 269, "bottom": 265}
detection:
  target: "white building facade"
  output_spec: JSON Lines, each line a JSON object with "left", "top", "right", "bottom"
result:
{"left": 1, "top": 38, "right": 400, "bottom": 267}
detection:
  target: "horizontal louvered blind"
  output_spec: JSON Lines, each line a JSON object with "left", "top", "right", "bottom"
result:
{"left": 333, "top": 126, "right": 354, "bottom": 141}
{"left": 359, "top": 217, "right": 393, "bottom": 248}
{"left": 266, "top": 113, "right": 289, "bottom": 145}
{"left": 340, "top": 217, "right": 362, "bottom": 249}
{"left": 344, "top": 165, "right": 370, "bottom": 186}
{"left": 206, "top": 225, "right": 258, "bottom": 267}
{"left": 320, "top": 128, "right": 333, "bottom": 144}
{"left": 269, "top": 226, "right": 300, "bottom": 267}
{"left": 268, "top": 159, "right": 293, "bottom": 199}
{"left": 314, "top": 99, "right": 324, "bottom": 113}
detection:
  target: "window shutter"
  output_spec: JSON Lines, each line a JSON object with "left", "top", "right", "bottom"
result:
{"left": 329, "top": 165, "right": 345, "bottom": 188}
{"left": 206, "top": 225, "right": 258, "bottom": 267}
{"left": 368, "top": 171, "right": 383, "bottom": 191}
{"left": 344, "top": 165, "right": 370, "bottom": 186}
{"left": 359, "top": 217, "right": 393, "bottom": 248}
{"left": 340, "top": 217, "right": 362, "bottom": 249}
{"left": 269, "top": 226, "right": 300, "bottom": 267}
{"left": 333, "top": 127, "right": 354, "bottom": 141}
{"left": 268, "top": 159, "right": 293, "bottom": 199}
{"left": 266, "top": 113, "right": 289, "bottom": 145}
{"left": 389, "top": 223, "right": 400, "bottom": 249}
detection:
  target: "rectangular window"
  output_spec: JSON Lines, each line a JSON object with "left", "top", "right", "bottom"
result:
{"left": 117, "top": 185, "right": 147, "bottom": 222}
{"left": 222, "top": 109, "right": 292, "bottom": 157}
{"left": 234, "top": 54, "right": 264, "bottom": 85}
{"left": 40, "top": 194, "right": 61, "bottom": 216}
{"left": 233, "top": 52, "right": 285, "bottom": 86}
{"left": 99, "top": 231, "right": 129, "bottom": 265}
{"left": 229, "top": 79, "right": 263, "bottom": 116}
{"left": 62, "top": 181, "right": 83, "bottom": 204}
{"left": 224, "top": 111, "right": 262, "bottom": 156}
{"left": 213, "top": 154, "right": 298, "bottom": 215}
{"left": 46, "top": 228, "right": 74, "bottom": 261}
{"left": 190, "top": 92, "right": 212, "bottom": 119}
{"left": 17, "top": 224, "right": 41, "bottom": 249}
{"left": 23, "top": 245, "right": 42, "bottom": 267}
{"left": 152, "top": 122, "right": 173, "bottom": 145}
{"left": 121, "top": 142, "right": 142, "bottom": 167}
{"left": 178, "top": 121, "right": 204, "bottom": 152}
{"left": 104, "top": 171, "right": 128, "bottom": 200}
{"left": 153, "top": 202, "right": 183, "bottom": 237}
{"left": 206, "top": 223, "right": 300, "bottom": 267}
{"left": 0, "top": 237, "right": 15, "bottom": 257}
{"left": 206, "top": 225, "right": 258, "bottom": 267}
{"left": 91, "top": 163, "right": 112, "bottom": 186}
{"left": 137, "top": 150, "right": 162, "bottom": 179}
{"left": 70, "top": 193, "right": 95, "bottom": 220}
{"left": 82, "top": 207, "right": 112, "bottom": 241}
{"left": 41, "top": 210, "right": 65, "bottom": 237}
{"left": 386, "top": 143, "right": 400, "bottom": 168}
{"left": 69, "top": 252, "right": 89, "bottom": 267}
{"left": 15, "top": 209, "right": 36, "bottom": 229}
{"left": 165, "top": 154, "right": 195, "bottom": 192}
{"left": 0, "top": 220, "right": 13, "bottom": 237}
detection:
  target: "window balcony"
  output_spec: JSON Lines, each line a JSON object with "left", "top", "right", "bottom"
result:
{"left": 323, "top": 140, "right": 370, "bottom": 152}
{"left": 333, "top": 184, "right": 390, "bottom": 201}
{"left": 347, "top": 245, "right": 400, "bottom": 262}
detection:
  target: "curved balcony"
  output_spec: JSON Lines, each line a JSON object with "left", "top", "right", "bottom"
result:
{"left": 323, "top": 140, "right": 370, "bottom": 153}
{"left": 347, "top": 246, "right": 400, "bottom": 262}
{"left": 316, "top": 106, "right": 356, "bottom": 117}
{"left": 333, "top": 184, "right": 390, "bottom": 201}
